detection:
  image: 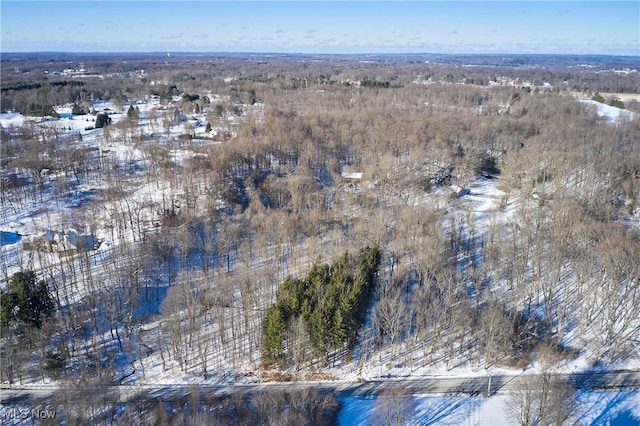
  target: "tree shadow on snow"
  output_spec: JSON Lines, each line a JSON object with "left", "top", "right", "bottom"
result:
{"left": 412, "top": 395, "right": 477, "bottom": 426}
{"left": 606, "top": 409, "right": 640, "bottom": 426}
{"left": 578, "top": 391, "right": 638, "bottom": 426}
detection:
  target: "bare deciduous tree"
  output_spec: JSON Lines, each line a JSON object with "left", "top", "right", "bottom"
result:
{"left": 506, "top": 372, "right": 577, "bottom": 426}
{"left": 370, "top": 386, "right": 415, "bottom": 426}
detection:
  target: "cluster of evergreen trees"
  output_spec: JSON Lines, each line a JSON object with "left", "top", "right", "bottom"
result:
{"left": 262, "top": 245, "right": 381, "bottom": 368}
{"left": 72, "top": 103, "right": 89, "bottom": 115}
{"left": 592, "top": 92, "right": 626, "bottom": 109}
{"left": 360, "top": 79, "right": 391, "bottom": 88}
{"left": 94, "top": 111, "right": 112, "bottom": 128}
{"left": 19, "top": 103, "right": 59, "bottom": 117}
{"left": 181, "top": 93, "right": 200, "bottom": 102}
{"left": 127, "top": 104, "right": 140, "bottom": 120}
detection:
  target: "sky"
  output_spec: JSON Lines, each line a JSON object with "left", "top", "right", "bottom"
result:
{"left": 1, "top": 1, "right": 639, "bottom": 55}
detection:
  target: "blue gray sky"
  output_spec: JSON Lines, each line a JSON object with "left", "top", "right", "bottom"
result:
{"left": 2, "top": 1, "right": 639, "bottom": 55}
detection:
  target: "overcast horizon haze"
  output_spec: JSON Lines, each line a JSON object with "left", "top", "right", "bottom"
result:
{"left": 2, "top": 1, "right": 639, "bottom": 56}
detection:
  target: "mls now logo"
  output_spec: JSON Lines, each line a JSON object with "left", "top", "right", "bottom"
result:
{"left": 1, "top": 407, "right": 56, "bottom": 420}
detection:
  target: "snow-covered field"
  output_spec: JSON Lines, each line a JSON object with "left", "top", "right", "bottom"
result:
{"left": 578, "top": 99, "right": 638, "bottom": 122}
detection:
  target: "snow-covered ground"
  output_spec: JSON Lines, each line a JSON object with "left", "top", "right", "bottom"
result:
{"left": 339, "top": 390, "right": 640, "bottom": 425}
{"left": 0, "top": 98, "right": 233, "bottom": 277}
{"left": 578, "top": 99, "right": 638, "bottom": 122}
{"left": 1, "top": 94, "right": 638, "bottom": 425}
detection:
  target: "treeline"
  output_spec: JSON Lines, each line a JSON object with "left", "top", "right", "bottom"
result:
{"left": 262, "top": 245, "right": 381, "bottom": 368}
{"left": 0, "top": 79, "right": 85, "bottom": 93}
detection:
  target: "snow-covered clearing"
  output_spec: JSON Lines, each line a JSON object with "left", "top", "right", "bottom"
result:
{"left": 578, "top": 99, "right": 638, "bottom": 122}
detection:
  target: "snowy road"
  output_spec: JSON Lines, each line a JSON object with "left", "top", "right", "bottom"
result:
{"left": 2, "top": 370, "right": 639, "bottom": 404}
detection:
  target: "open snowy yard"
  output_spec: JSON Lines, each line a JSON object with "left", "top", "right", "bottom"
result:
{"left": 339, "top": 390, "right": 640, "bottom": 425}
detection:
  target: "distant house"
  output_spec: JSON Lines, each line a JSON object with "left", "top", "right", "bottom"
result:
{"left": 23, "top": 229, "right": 100, "bottom": 253}
{"left": 341, "top": 170, "right": 363, "bottom": 181}
{"left": 450, "top": 185, "right": 471, "bottom": 197}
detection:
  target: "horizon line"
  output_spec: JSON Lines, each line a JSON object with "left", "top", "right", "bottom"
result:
{"left": 2, "top": 51, "right": 639, "bottom": 57}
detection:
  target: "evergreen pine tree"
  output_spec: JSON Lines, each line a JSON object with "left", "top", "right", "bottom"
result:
{"left": 262, "top": 305, "right": 287, "bottom": 367}
{"left": 95, "top": 112, "right": 111, "bottom": 128}
{"left": 1, "top": 270, "right": 54, "bottom": 328}
{"left": 127, "top": 104, "right": 139, "bottom": 120}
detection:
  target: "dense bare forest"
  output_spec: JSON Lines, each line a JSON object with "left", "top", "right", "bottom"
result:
{"left": 1, "top": 53, "right": 639, "bottom": 423}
